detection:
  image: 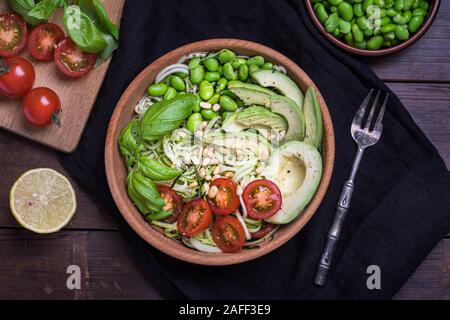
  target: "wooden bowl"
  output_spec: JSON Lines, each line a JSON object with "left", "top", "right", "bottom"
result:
{"left": 306, "top": 0, "right": 441, "bottom": 56}
{"left": 105, "top": 39, "right": 335, "bottom": 265}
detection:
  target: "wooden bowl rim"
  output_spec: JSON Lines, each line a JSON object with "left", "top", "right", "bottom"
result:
{"left": 105, "top": 39, "right": 335, "bottom": 266}
{"left": 305, "top": 0, "right": 441, "bottom": 57}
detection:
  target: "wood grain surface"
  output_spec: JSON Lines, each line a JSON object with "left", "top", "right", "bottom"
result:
{"left": 0, "top": 0, "right": 124, "bottom": 153}
{"left": 0, "top": 0, "right": 449, "bottom": 299}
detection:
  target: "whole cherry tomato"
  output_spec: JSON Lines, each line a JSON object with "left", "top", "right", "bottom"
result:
{"left": 23, "top": 87, "right": 62, "bottom": 127}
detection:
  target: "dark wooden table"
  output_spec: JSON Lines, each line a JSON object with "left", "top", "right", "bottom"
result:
{"left": 0, "top": 6, "right": 449, "bottom": 300}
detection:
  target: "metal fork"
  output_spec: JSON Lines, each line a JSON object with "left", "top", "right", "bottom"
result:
{"left": 314, "top": 89, "right": 389, "bottom": 287}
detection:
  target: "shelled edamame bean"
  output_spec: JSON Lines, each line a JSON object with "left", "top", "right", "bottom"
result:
{"left": 312, "top": 0, "right": 430, "bottom": 50}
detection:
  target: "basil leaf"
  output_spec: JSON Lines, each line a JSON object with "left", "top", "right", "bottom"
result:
{"left": 118, "top": 119, "right": 142, "bottom": 159}
{"left": 127, "top": 171, "right": 165, "bottom": 215}
{"left": 27, "top": 0, "right": 58, "bottom": 21}
{"left": 7, "top": 0, "right": 41, "bottom": 25}
{"left": 76, "top": 0, "right": 119, "bottom": 40}
{"left": 140, "top": 94, "right": 197, "bottom": 142}
{"left": 94, "top": 33, "right": 118, "bottom": 68}
{"left": 146, "top": 210, "right": 172, "bottom": 221}
{"left": 137, "top": 156, "right": 181, "bottom": 181}
{"left": 63, "top": 5, "right": 107, "bottom": 54}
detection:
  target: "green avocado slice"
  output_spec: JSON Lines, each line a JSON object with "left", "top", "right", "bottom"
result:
{"left": 263, "top": 141, "right": 322, "bottom": 225}
{"left": 303, "top": 86, "right": 323, "bottom": 150}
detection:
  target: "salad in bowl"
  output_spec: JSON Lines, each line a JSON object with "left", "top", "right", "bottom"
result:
{"left": 118, "top": 48, "right": 324, "bottom": 254}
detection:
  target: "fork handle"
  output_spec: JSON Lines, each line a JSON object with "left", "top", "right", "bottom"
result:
{"left": 314, "top": 181, "right": 354, "bottom": 286}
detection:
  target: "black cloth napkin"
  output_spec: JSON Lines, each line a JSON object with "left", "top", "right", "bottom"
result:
{"left": 58, "top": 0, "right": 450, "bottom": 299}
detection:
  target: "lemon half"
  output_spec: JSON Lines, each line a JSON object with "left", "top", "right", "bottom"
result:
{"left": 10, "top": 168, "right": 77, "bottom": 234}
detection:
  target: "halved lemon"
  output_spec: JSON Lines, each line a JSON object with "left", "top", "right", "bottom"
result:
{"left": 10, "top": 168, "right": 77, "bottom": 234}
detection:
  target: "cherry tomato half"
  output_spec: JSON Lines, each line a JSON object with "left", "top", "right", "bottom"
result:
{"left": 177, "top": 199, "right": 212, "bottom": 237}
{"left": 0, "top": 13, "right": 27, "bottom": 58}
{"left": 207, "top": 178, "right": 240, "bottom": 215}
{"left": 28, "top": 23, "right": 65, "bottom": 61}
{"left": 0, "top": 56, "right": 35, "bottom": 98}
{"left": 251, "top": 222, "right": 277, "bottom": 239}
{"left": 157, "top": 185, "right": 183, "bottom": 223}
{"left": 242, "top": 179, "right": 282, "bottom": 220}
{"left": 212, "top": 216, "right": 246, "bottom": 253}
{"left": 54, "top": 37, "right": 96, "bottom": 78}
{"left": 23, "top": 87, "right": 61, "bottom": 127}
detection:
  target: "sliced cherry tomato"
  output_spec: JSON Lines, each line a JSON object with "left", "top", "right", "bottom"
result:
{"left": 251, "top": 222, "right": 277, "bottom": 239}
{"left": 177, "top": 199, "right": 212, "bottom": 237}
{"left": 207, "top": 178, "right": 240, "bottom": 215}
{"left": 212, "top": 216, "right": 246, "bottom": 253}
{"left": 28, "top": 23, "right": 65, "bottom": 61}
{"left": 0, "top": 57, "right": 35, "bottom": 98}
{"left": 242, "top": 179, "right": 282, "bottom": 220}
{"left": 0, "top": 14, "right": 27, "bottom": 58}
{"left": 157, "top": 185, "right": 183, "bottom": 223}
{"left": 54, "top": 37, "right": 96, "bottom": 78}
{"left": 23, "top": 87, "right": 61, "bottom": 127}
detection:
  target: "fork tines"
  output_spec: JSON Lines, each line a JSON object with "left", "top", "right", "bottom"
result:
{"left": 353, "top": 89, "right": 389, "bottom": 132}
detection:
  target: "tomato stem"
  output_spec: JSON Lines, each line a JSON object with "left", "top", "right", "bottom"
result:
{"left": 51, "top": 111, "right": 62, "bottom": 127}
{"left": 0, "top": 59, "right": 10, "bottom": 76}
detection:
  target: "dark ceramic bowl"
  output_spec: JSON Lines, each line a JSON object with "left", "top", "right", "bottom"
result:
{"left": 305, "top": 0, "right": 441, "bottom": 56}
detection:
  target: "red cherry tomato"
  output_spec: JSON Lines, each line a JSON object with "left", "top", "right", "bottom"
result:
{"left": 207, "top": 178, "right": 240, "bottom": 215}
{"left": 157, "top": 185, "right": 183, "bottom": 223}
{"left": 250, "top": 222, "right": 277, "bottom": 239}
{"left": 242, "top": 179, "right": 282, "bottom": 220}
{"left": 28, "top": 23, "right": 65, "bottom": 61}
{"left": 212, "top": 216, "right": 246, "bottom": 253}
{"left": 0, "top": 13, "right": 27, "bottom": 58}
{"left": 177, "top": 199, "right": 212, "bottom": 237}
{"left": 0, "top": 57, "right": 35, "bottom": 98}
{"left": 23, "top": 87, "right": 61, "bottom": 127}
{"left": 54, "top": 37, "right": 96, "bottom": 78}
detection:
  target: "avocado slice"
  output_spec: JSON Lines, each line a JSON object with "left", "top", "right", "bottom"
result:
{"left": 228, "top": 81, "right": 305, "bottom": 142}
{"left": 237, "top": 106, "right": 288, "bottom": 131}
{"left": 263, "top": 141, "right": 322, "bottom": 225}
{"left": 203, "top": 131, "right": 272, "bottom": 161}
{"left": 303, "top": 86, "right": 323, "bottom": 150}
{"left": 252, "top": 70, "right": 304, "bottom": 110}
{"left": 222, "top": 112, "right": 247, "bottom": 133}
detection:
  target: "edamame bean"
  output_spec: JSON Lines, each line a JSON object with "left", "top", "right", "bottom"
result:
{"left": 381, "top": 23, "right": 397, "bottom": 33}
{"left": 408, "top": 15, "right": 424, "bottom": 32}
{"left": 190, "top": 65, "right": 205, "bottom": 84}
{"left": 218, "top": 49, "right": 236, "bottom": 64}
{"left": 352, "top": 23, "right": 364, "bottom": 42}
{"left": 328, "top": 0, "right": 343, "bottom": 6}
{"left": 216, "top": 78, "right": 227, "bottom": 93}
{"left": 248, "top": 64, "right": 260, "bottom": 75}
{"left": 204, "top": 71, "right": 221, "bottom": 82}
{"left": 207, "top": 93, "right": 220, "bottom": 105}
{"left": 354, "top": 3, "right": 364, "bottom": 17}
{"left": 204, "top": 58, "right": 219, "bottom": 72}
{"left": 170, "top": 75, "right": 186, "bottom": 91}
{"left": 201, "top": 109, "right": 218, "bottom": 121}
{"left": 188, "top": 57, "right": 201, "bottom": 70}
{"left": 239, "top": 64, "right": 249, "bottom": 81}
{"left": 232, "top": 58, "right": 247, "bottom": 69}
{"left": 223, "top": 62, "right": 237, "bottom": 81}
{"left": 199, "top": 80, "right": 214, "bottom": 101}
{"left": 247, "top": 56, "right": 265, "bottom": 67}
{"left": 147, "top": 83, "right": 168, "bottom": 97}
{"left": 219, "top": 95, "right": 238, "bottom": 112}
{"left": 164, "top": 87, "right": 177, "bottom": 100}
{"left": 338, "top": 2, "right": 354, "bottom": 21}
{"left": 395, "top": 24, "right": 409, "bottom": 40}
{"left": 262, "top": 62, "right": 274, "bottom": 70}
{"left": 187, "top": 113, "right": 203, "bottom": 133}
{"left": 339, "top": 19, "right": 352, "bottom": 34}
{"left": 221, "top": 111, "right": 230, "bottom": 120}
{"left": 325, "top": 13, "right": 339, "bottom": 33}
{"left": 315, "top": 3, "right": 329, "bottom": 24}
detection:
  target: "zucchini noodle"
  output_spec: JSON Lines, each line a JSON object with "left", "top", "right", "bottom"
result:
{"left": 244, "top": 226, "right": 279, "bottom": 248}
{"left": 155, "top": 64, "right": 189, "bottom": 84}
{"left": 135, "top": 95, "right": 162, "bottom": 116}
{"left": 235, "top": 210, "right": 251, "bottom": 240}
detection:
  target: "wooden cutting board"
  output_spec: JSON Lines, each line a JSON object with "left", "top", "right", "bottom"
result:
{"left": 0, "top": 0, "right": 124, "bottom": 153}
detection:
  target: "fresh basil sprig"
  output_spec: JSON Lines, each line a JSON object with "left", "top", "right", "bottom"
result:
{"left": 140, "top": 94, "right": 198, "bottom": 142}
{"left": 127, "top": 171, "right": 165, "bottom": 215}
{"left": 137, "top": 156, "right": 181, "bottom": 181}
{"left": 8, "top": 0, "right": 66, "bottom": 25}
